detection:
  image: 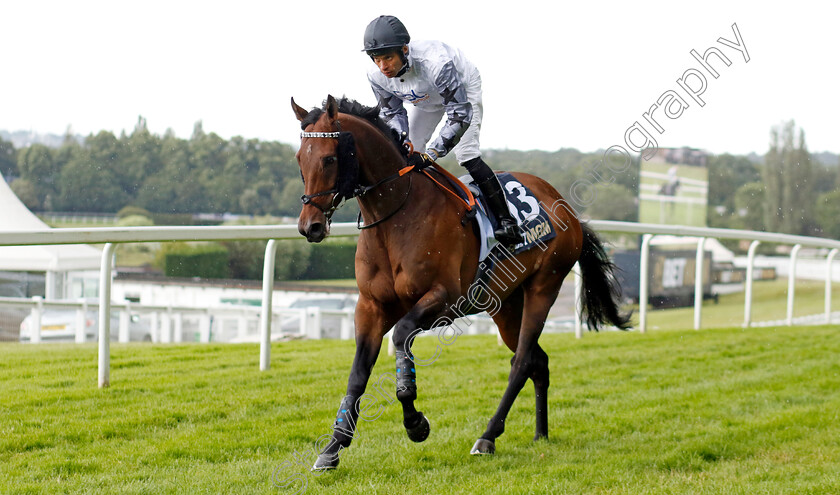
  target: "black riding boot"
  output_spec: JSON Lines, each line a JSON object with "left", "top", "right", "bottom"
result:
{"left": 463, "top": 157, "right": 523, "bottom": 248}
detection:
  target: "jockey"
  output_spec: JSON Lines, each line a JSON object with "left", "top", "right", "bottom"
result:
{"left": 363, "top": 15, "right": 523, "bottom": 247}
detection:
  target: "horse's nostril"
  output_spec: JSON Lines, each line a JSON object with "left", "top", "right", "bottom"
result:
{"left": 307, "top": 222, "right": 325, "bottom": 242}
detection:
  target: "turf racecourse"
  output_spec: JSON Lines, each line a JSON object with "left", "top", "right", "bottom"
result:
{"left": 2, "top": 326, "right": 839, "bottom": 494}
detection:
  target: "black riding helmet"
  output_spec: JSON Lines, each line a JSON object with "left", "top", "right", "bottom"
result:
{"left": 363, "top": 15, "right": 410, "bottom": 76}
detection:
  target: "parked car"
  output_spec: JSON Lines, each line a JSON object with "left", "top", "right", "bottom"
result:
{"left": 279, "top": 296, "right": 357, "bottom": 339}
{"left": 0, "top": 284, "right": 28, "bottom": 341}
{"left": 19, "top": 307, "right": 152, "bottom": 343}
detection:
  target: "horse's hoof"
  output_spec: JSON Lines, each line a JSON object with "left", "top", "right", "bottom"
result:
{"left": 311, "top": 453, "right": 339, "bottom": 471}
{"left": 470, "top": 438, "right": 495, "bottom": 455}
{"left": 405, "top": 411, "right": 430, "bottom": 443}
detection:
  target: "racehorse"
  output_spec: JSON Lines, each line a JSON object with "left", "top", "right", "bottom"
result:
{"left": 291, "top": 95, "right": 630, "bottom": 470}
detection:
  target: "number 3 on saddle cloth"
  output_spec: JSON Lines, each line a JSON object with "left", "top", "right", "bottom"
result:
{"left": 458, "top": 172, "right": 558, "bottom": 259}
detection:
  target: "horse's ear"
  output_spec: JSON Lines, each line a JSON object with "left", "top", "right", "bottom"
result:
{"left": 326, "top": 94, "right": 338, "bottom": 120}
{"left": 291, "top": 97, "right": 308, "bottom": 122}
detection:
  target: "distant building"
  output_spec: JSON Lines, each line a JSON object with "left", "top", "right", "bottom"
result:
{"left": 644, "top": 147, "right": 709, "bottom": 167}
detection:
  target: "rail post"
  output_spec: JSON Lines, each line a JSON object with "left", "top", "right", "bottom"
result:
{"left": 98, "top": 242, "right": 115, "bottom": 388}
{"left": 827, "top": 248, "right": 838, "bottom": 324}
{"left": 260, "top": 239, "right": 278, "bottom": 371}
{"left": 76, "top": 298, "right": 88, "bottom": 343}
{"left": 118, "top": 301, "right": 130, "bottom": 343}
{"left": 694, "top": 237, "right": 706, "bottom": 330}
{"left": 639, "top": 234, "right": 653, "bottom": 333}
{"left": 743, "top": 240, "right": 760, "bottom": 327}
{"left": 30, "top": 296, "right": 43, "bottom": 344}
{"left": 786, "top": 244, "right": 802, "bottom": 326}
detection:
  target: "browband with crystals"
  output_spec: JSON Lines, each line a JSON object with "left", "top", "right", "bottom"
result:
{"left": 301, "top": 131, "right": 340, "bottom": 138}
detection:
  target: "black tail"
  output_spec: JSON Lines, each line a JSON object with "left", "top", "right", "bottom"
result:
{"left": 578, "top": 223, "right": 632, "bottom": 331}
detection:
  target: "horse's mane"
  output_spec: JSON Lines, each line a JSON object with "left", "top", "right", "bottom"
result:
{"left": 300, "top": 97, "right": 406, "bottom": 155}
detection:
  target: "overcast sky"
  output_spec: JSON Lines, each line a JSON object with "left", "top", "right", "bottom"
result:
{"left": 2, "top": 1, "right": 838, "bottom": 157}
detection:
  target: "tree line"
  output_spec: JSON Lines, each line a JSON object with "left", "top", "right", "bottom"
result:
{"left": 1, "top": 118, "right": 310, "bottom": 219}
{"left": 1, "top": 117, "right": 837, "bottom": 239}
{"left": 706, "top": 120, "right": 839, "bottom": 239}
{"left": 0, "top": 118, "right": 642, "bottom": 224}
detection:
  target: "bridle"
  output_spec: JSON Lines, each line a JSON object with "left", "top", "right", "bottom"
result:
{"left": 299, "top": 129, "right": 415, "bottom": 228}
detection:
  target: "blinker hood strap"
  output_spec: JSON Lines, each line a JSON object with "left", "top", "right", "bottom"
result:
{"left": 298, "top": 129, "right": 360, "bottom": 221}
{"left": 336, "top": 132, "right": 360, "bottom": 200}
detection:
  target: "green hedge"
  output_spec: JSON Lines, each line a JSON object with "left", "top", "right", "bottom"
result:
{"left": 158, "top": 239, "right": 357, "bottom": 281}
{"left": 303, "top": 241, "right": 357, "bottom": 280}
{"left": 150, "top": 213, "right": 223, "bottom": 226}
{"left": 163, "top": 243, "right": 230, "bottom": 279}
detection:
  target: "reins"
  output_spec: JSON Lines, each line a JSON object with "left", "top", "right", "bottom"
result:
{"left": 356, "top": 165, "right": 415, "bottom": 230}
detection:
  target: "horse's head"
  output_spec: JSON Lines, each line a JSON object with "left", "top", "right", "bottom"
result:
{"left": 292, "top": 95, "right": 359, "bottom": 242}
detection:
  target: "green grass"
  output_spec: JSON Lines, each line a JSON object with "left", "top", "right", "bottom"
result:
{"left": 639, "top": 199, "right": 706, "bottom": 226}
{"left": 644, "top": 279, "right": 840, "bottom": 331}
{"left": 114, "top": 243, "right": 159, "bottom": 268}
{"left": 2, "top": 325, "right": 840, "bottom": 494}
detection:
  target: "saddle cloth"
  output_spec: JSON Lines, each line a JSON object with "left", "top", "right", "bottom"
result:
{"left": 457, "top": 172, "right": 557, "bottom": 262}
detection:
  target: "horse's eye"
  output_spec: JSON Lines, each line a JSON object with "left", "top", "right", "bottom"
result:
{"left": 323, "top": 156, "right": 337, "bottom": 166}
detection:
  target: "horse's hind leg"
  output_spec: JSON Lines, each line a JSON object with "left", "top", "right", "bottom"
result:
{"left": 495, "top": 289, "right": 548, "bottom": 439}
{"left": 472, "top": 285, "right": 558, "bottom": 455}
{"left": 530, "top": 344, "right": 549, "bottom": 441}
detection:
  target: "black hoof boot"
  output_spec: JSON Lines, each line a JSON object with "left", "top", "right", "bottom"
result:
{"left": 405, "top": 411, "right": 430, "bottom": 443}
{"left": 470, "top": 438, "right": 496, "bottom": 455}
{"left": 311, "top": 453, "right": 340, "bottom": 471}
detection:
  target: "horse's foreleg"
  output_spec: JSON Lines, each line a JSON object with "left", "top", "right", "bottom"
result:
{"left": 312, "top": 297, "right": 390, "bottom": 471}
{"left": 392, "top": 286, "right": 449, "bottom": 443}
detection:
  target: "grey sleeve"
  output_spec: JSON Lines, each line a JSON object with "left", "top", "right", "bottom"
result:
{"left": 370, "top": 80, "right": 409, "bottom": 138}
{"left": 426, "top": 61, "right": 472, "bottom": 159}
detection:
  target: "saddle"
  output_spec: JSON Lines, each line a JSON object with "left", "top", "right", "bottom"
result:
{"left": 415, "top": 163, "right": 558, "bottom": 259}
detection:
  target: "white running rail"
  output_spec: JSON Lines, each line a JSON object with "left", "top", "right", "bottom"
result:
{"left": 1, "top": 221, "right": 838, "bottom": 387}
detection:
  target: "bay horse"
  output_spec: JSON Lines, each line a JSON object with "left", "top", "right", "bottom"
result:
{"left": 291, "top": 95, "right": 630, "bottom": 470}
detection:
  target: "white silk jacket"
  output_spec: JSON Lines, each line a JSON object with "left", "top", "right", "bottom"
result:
{"left": 367, "top": 40, "right": 478, "bottom": 159}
